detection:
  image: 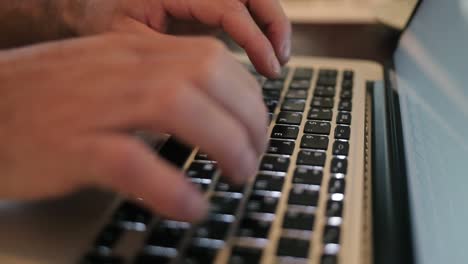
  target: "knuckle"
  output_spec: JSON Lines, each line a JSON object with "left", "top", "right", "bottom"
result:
{"left": 194, "top": 39, "right": 227, "bottom": 86}
{"left": 223, "top": 0, "right": 247, "bottom": 13}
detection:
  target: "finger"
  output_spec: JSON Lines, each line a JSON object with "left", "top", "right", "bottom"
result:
{"left": 146, "top": 83, "right": 260, "bottom": 185}
{"left": 204, "top": 58, "right": 268, "bottom": 154}
{"left": 247, "top": 0, "right": 292, "bottom": 64}
{"left": 183, "top": 42, "right": 269, "bottom": 154}
{"left": 91, "top": 135, "right": 208, "bottom": 222}
{"left": 159, "top": 0, "right": 281, "bottom": 77}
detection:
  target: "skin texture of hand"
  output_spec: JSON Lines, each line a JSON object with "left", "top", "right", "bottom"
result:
{"left": 70, "top": 0, "right": 291, "bottom": 77}
{"left": 0, "top": 33, "right": 268, "bottom": 222}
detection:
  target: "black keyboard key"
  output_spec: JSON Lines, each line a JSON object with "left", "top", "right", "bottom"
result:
{"left": 331, "top": 158, "right": 348, "bottom": 174}
{"left": 297, "top": 150, "right": 326, "bottom": 167}
{"left": 332, "top": 141, "right": 349, "bottom": 156}
{"left": 190, "top": 179, "right": 211, "bottom": 192}
{"left": 229, "top": 247, "right": 263, "bottom": 264}
{"left": 338, "top": 100, "right": 352, "bottom": 111}
{"left": 304, "top": 121, "right": 331, "bottom": 135}
{"left": 323, "top": 226, "right": 341, "bottom": 244}
{"left": 94, "top": 224, "right": 123, "bottom": 249}
{"left": 187, "top": 162, "right": 217, "bottom": 180}
{"left": 112, "top": 202, "right": 152, "bottom": 225}
{"left": 342, "top": 79, "right": 353, "bottom": 90}
{"left": 82, "top": 254, "right": 123, "bottom": 264}
{"left": 276, "top": 112, "right": 303, "bottom": 125}
{"left": 340, "top": 89, "right": 353, "bottom": 99}
{"left": 259, "top": 155, "right": 290, "bottom": 172}
{"left": 194, "top": 219, "right": 231, "bottom": 240}
{"left": 288, "top": 185, "right": 320, "bottom": 206}
{"left": 336, "top": 112, "right": 352, "bottom": 125}
{"left": 328, "top": 178, "right": 346, "bottom": 194}
{"left": 308, "top": 108, "right": 332, "bottom": 121}
{"left": 215, "top": 181, "right": 245, "bottom": 193}
{"left": 314, "top": 86, "right": 335, "bottom": 97}
{"left": 343, "top": 70, "right": 354, "bottom": 80}
{"left": 293, "top": 67, "right": 313, "bottom": 80}
{"left": 195, "top": 151, "right": 211, "bottom": 161}
{"left": 289, "top": 79, "right": 311, "bottom": 90}
{"left": 293, "top": 167, "right": 323, "bottom": 185}
{"left": 264, "top": 99, "right": 278, "bottom": 113}
{"left": 253, "top": 174, "right": 285, "bottom": 192}
{"left": 276, "top": 238, "right": 310, "bottom": 258}
{"left": 316, "top": 76, "right": 337, "bottom": 86}
{"left": 311, "top": 97, "right": 334, "bottom": 108}
{"left": 319, "top": 69, "right": 338, "bottom": 77}
{"left": 322, "top": 255, "right": 338, "bottom": 264}
{"left": 271, "top": 125, "right": 299, "bottom": 140}
{"left": 147, "top": 221, "right": 189, "bottom": 248}
{"left": 300, "top": 134, "right": 329, "bottom": 150}
{"left": 267, "top": 140, "right": 295, "bottom": 155}
{"left": 135, "top": 255, "right": 172, "bottom": 264}
{"left": 334, "top": 126, "right": 350, "bottom": 140}
{"left": 285, "top": 89, "right": 308, "bottom": 100}
{"left": 326, "top": 200, "right": 343, "bottom": 217}
{"left": 184, "top": 243, "right": 219, "bottom": 264}
{"left": 281, "top": 99, "right": 306, "bottom": 112}
{"left": 282, "top": 210, "right": 315, "bottom": 230}
{"left": 245, "top": 193, "right": 279, "bottom": 214}
{"left": 210, "top": 194, "right": 241, "bottom": 215}
{"left": 263, "top": 80, "right": 284, "bottom": 90}
{"left": 263, "top": 89, "right": 281, "bottom": 100}
{"left": 159, "top": 137, "right": 193, "bottom": 168}
{"left": 237, "top": 215, "right": 272, "bottom": 238}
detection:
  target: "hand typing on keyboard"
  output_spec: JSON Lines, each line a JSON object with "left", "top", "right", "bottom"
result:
{"left": 0, "top": 0, "right": 290, "bottom": 222}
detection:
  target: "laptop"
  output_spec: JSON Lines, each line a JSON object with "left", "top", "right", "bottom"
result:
{"left": 0, "top": 1, "right": 466, "bottom": 263}
{"left": 281, "top": 0, "right": 417, "bottom": 28}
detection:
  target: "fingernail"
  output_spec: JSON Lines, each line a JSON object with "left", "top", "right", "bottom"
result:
{"left": 281, "top": 40, "right": 291, "bottom": 63}
{"left": 270, "top": 56, "right": 281, "bottom": 76}
{"left": 185, "top": 189, "right": 208, "bottom": 221}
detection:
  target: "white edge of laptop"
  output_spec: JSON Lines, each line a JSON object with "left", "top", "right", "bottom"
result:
{"left": 283, "top": 0, "right": 418, "bottom": 30}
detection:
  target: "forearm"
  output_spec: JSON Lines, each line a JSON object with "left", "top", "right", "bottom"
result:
{"left": 0, "top": 1, "right": 85, "bottom": 49}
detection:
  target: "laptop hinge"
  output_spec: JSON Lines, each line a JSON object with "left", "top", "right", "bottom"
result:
{"left": 370, "top": 74, "right": 414, "bottom": 264}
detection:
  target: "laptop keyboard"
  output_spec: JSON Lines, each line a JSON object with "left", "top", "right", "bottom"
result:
{"left": 82, "top": 63, "right": 355, "bottom": 264}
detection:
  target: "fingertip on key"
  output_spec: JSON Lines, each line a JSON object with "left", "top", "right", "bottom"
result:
{"left": 184, "top": 188, "right": 209, "bottom": 222}
{"left": 270, "top": 56, "right": 282, "bottom": 77}
{"left": 233, "top": 149, "right": 259, "bottom": 185}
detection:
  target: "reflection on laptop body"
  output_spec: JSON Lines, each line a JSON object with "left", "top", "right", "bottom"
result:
{"left": 0, "top": 0, "right": 467, "bottom": 263}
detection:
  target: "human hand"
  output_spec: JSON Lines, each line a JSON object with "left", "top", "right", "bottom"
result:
{"left": 63, "top": 0, "right": 291, "bottom": 77}
{"left": 0, "top": 33, "right": 268, "bottom": 222}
